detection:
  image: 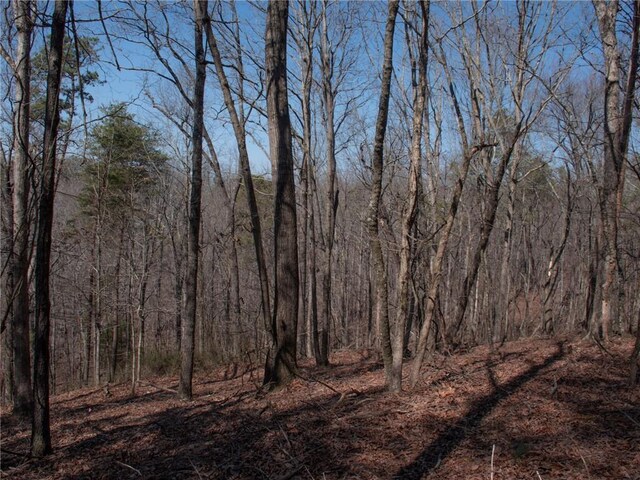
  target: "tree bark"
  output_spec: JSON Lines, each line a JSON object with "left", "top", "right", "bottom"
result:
{"left": 365, "top": 0, "right": 399, "bottom": 385}
{"left": 593, "top": 0, "right": 640, "bottom": 341}
{"left": 264, "top": 0, "right": 299, "bottom": 389}
{"left": 318, "top": 1, "right": 337, "bottom": 367}
{"left": 10, "top": 0, "right": 33, "bottom": 420}
{"left": 291, "top": 0, "right": 315, "bottom": 358}
{"left": 179, "top": 0, "right": 207, "bottom": 400}
{"left": 32, "top": 0, "right": 68, "bottom": 457}
{"left": 204, "top": 9, "right": 272, "bottom": 339}
{"left": 389, "top": 0, "right": 429, "bottom": 392}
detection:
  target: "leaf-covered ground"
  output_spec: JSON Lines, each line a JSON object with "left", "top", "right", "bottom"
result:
{"left": 1, "top": 337, "right": 639, "bottom": 479}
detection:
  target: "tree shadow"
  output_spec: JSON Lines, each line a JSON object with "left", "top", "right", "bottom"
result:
{"left": 54, "top": 384, "right": 389, "bottom": 479}
{"left": 393, "top": 342, "right": 566, "bottom": 480}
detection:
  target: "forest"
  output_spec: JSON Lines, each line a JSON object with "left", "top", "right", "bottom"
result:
{"left": 1, "top": 0, "right": 640, "bottom": 478}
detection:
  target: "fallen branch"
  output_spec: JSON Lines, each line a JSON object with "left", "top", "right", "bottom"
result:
{"left": 295, "top": 371, "right": 361, "bottom": 398}
{"left": 1, "top": 447, "right": 30, "bottom": 458}
{"left": 591, "top": 335, "right": 615, "bottom": 358}
{"left": 138, "top": 381, "right": 178, "bottom": 394}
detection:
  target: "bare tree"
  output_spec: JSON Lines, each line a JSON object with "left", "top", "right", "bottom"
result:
{"left": 8, "top": 0, "right": 33, "bottom": 419}
{"left": 204, "top": 2, "right": 272, "bottom": 344}
{"left": 179, "top": 0, "right": 207, "bottom": 400}
{"left": 32, "top": 0, "right": 68, "bottom": 457}
{"left": 290, "top": 0, "right": 319, "bottom": 359}
{"left": 388, "top": 0, "right": 429, "bottom": 392}
{"left": 366, "top": 0, "right": 400, "bottom": 385}
{"left": 593, "top": 0, "right": 640, "bottom": 341}
{"left": 264, "top": 0, "right": 299, "bottom": 389}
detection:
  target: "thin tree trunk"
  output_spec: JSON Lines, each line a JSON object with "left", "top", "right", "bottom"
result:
{"left": 308, "top": 167, "right": 320, "bottom": 361}
{"left": 179, "top": 0, "right": 207, "bottom": 400}
{"left": 10, "top": 0, "right": 33, "bottom": 420}
{"left": 630, "top": 302, "right": 640, "bottom": 387}
{"left": 93, "top": 219, "right": 102, "bottom": 386}
{"left": 389, "top": 0, "right": 429, "bottom": 392}
{"left": 32, "top": 0, "right": 68, "bottom": 457}
{"left": 291, "top": 0, "right": 316, "bottom": 359}
{"left": 1, "top": 149, "right": 14, "bottom": 404}
{"left": 204, "top": 9, "right": 271, "bottom": 339}
{"left": 365, "top": 0, "right": 399, "bottom": 384}
{"left": 318, "top": 0, "right": 338, "bottom": 367}
{"left": 409, "top": 40, "right": 494, "bottom": 386}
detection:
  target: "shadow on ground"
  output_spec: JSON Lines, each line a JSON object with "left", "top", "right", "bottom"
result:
{"left": 2, "top": 339, "right": 639, "bottom": 479}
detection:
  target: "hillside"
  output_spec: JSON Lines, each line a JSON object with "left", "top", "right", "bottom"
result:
{"left": 1, "top": 337, "right": 639, "bottom": 479}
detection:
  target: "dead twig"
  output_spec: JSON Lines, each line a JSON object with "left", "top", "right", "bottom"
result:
{"left": 189, "top": 459, "right": 204, "bottom": 480}
{"left": 616, "top": 407, "right": 640, "bottom": 428}
{"left": 490, "top": 444, "right": 496, "bottom": 480}
{"left": 115, "top": 460, "right": 142, "bottom": 476}
{"left": 274, "top": 464, "right": 305, "bottom": 480}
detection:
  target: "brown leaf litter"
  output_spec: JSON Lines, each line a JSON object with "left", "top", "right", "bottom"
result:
{"left": 1, "top": 337, "right": 639, "bottom": 479}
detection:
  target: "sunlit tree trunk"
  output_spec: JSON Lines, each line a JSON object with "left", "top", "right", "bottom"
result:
{"left": 593, "top": 0, "right": 640, "bottom": 341}
{"left": 365, "top": 0, "right": 399, "bottom": 384}
{"left": 389, "top": 0, "right": 429, "bottom": 392}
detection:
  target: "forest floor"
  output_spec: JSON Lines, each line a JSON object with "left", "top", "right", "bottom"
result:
{"left": 1, "top": 336, "right": 639, "bottom": 479}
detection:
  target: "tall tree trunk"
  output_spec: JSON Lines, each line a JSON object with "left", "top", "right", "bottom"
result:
{"left": 308, "top": 167, "right": 320, "bottom": 361}
{"left": 264, "top": 0, "right": 299, "bottom": 389}
{"left": 32, "top": 0, "right": 68, "bottom": 457}
{"left": 1, "top": 149, "right": 14, "bottom": 404}
{"left": 389, "top": 0, "right": 429, "bottom": 392}
{"left": 318, "top": 0, "right": 338, "bottom": 367}
{"left": 593, "top": 0, "right": 640, "bottom": 341}
{"left": 179, "top": 0, "right": 207, "bottom": 400}
{"left": 541, "top": 171, "right": 573, "bottom": 334}
{"left": 293, "top": 0, "right": 316, "bottom": 361}
{"left": 10, "top": 0, "right": 33, "bottom": 420}
{"left": 0, "top": 155, "right": 13, "bottom": 404}
{"left": 92, "top": 219, "right": 102, "bottom": 386}
{"left": 109, "top": 224, "right": 125, "bottom": 381}
{"left": 409, "top": 38, "right": 494, "bottom": 386}
{"left": 204, "top": 10, "right": 272, "bottom": 339}
{"left": 365, "top": 0, "right": 399, "bottom": 385}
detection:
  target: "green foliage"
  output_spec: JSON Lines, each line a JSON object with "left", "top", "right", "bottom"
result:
{"left": 79, "top": 104, "right": 168, "bottom": 222}
{"left": 31, "top": 36, "right": 103, "bottom": 124}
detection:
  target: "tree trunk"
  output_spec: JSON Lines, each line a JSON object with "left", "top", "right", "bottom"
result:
{"left": 264, "top": 0, "right": 299, "bottom": 389}
{"left": 318, "top": 0, "right": 338, "bottom": 367}
{"left": 10, "top": 0, "right": 33, "bottom": 420}
{"left": 179, "top": 0, "right": 207, "bottom": 400}
{"left": 593, "top": 0, "right": 640, "bottom": 341}
{"left": 1, "top": 149, "right": 14, "bottom": 404}
{"left": 409, "top": 35, "right": 496, "bottom": 385}
{"left": 308, "top": 167, "right": 321, "bottom": 362}
{"left": 32, "top": 0, "right": 68, "bottom": 457}
{"left": 389, "top": 0, "right": 429, "bottom": 392}
{"left": 365, "top": 0, "right": 399, "bottom": 385}
{"left": 204, "top": 9, "right": 272, "bottom": 339}
{"left": 630, "top": 302, "right": 640, "bottom": 387}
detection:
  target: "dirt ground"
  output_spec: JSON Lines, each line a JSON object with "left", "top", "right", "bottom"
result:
{"left": 1, "top": 337, "right": 639, "bottom": 479}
